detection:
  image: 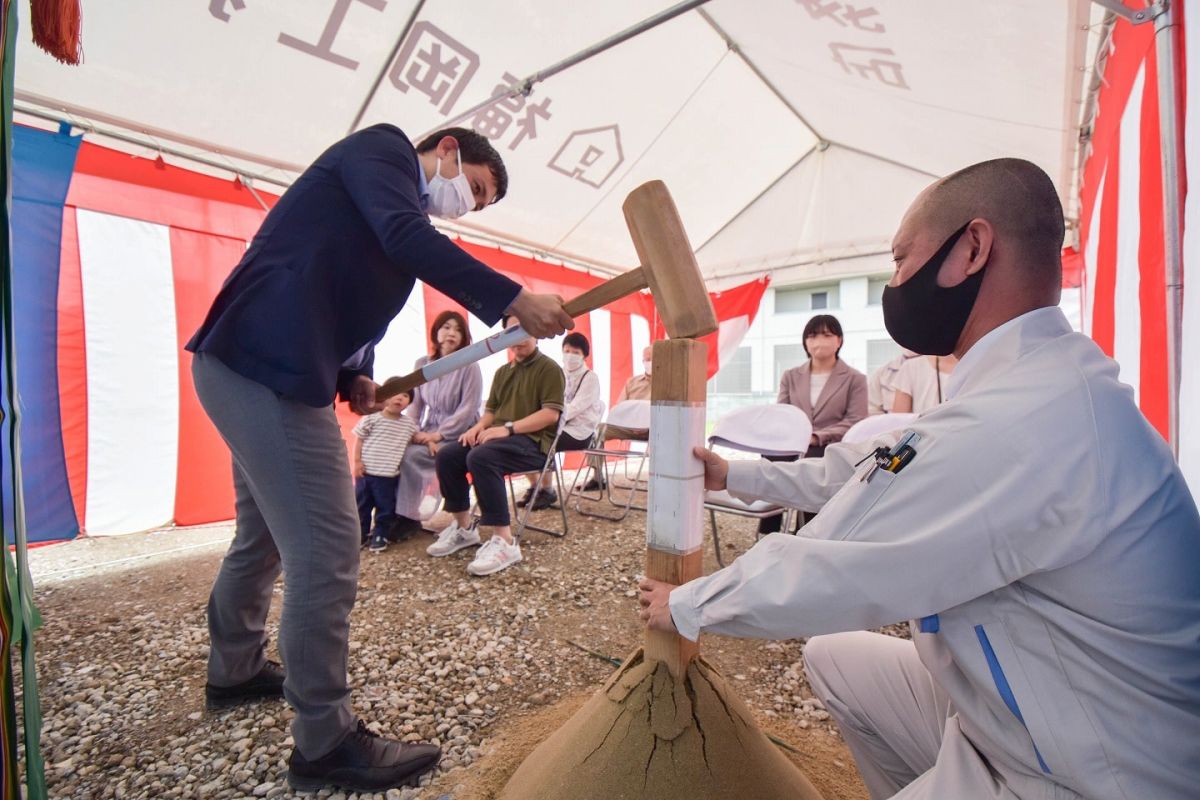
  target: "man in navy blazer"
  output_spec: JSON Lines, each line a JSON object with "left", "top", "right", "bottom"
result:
{"left": 187, "top": 124, "right": 571, "bottom": 793}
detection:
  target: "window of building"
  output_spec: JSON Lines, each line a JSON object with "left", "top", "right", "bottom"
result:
{"left": 866, "top": 338, "right": 902, "bottom": 377}
{"left": 709, "top": 346, "right": 752, "bottom": 394}
{"left": 773, "top": 343, "right": 807, "bottom": 388}
{"left": 775, "top": 284, "right": 840, "bottom": 313}
{"left": 867, "top": 278, "right": 890, "bottom": 305}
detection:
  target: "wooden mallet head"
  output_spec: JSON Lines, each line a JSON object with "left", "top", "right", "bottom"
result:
{"left": 623, "top": 180, "right": 718, "bottom": 340}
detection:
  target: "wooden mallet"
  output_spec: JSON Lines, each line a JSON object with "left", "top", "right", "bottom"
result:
{"left": 624, "top": 182, "right": 718, "bottom": 677}
{"left": 499, "top": 185, "right": 823, "bottom": 800}
{"left": 375, "top": 185, "right": 716, "bottom": 402}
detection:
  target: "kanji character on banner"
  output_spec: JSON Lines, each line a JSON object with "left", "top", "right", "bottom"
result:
{"left": 471, "top": 73, "right": 554, "bottom": 151}
{"left": 797, "top": 0, "right": 886, "bottom": 33}
{"left": 390, "top": 21, "right": 481, "bottom": 115}
{"left": 829, "top": 42, "right": 909, "bottom": 89}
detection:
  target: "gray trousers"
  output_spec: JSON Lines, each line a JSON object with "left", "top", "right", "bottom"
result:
{"left": 193, "top": 352, "right": 357, "bottom": 759}
{"left": 394, "top": 442, "right": 437, "bottom": 521}
{"left": 805, "top": 632, "right": 1038, "bottom": 800}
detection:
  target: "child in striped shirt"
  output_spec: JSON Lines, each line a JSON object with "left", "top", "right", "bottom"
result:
{"left": 353, "top": 389, "right": 418, "bottom": 552}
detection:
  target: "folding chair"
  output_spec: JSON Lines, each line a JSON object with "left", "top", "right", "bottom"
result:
{"left": 570, "top": 400, "right": 650, "bottom": 522}
{"left": 705, "top": 492, "right": 798, "bottom": 567}
{"left": 503, "top": 430, "right": 570, "bottom": 539}
{"left": 703, "top": 404, "right": 812, "bottom": 566}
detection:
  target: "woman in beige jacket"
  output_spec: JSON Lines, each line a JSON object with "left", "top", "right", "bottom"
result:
{"left": 763, "top": 314, "right": 867, "bottom": 532}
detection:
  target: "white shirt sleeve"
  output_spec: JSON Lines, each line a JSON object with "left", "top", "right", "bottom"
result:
{"left": 670, "top": 413, "right": 1106, "bottom": 642}
{"left": 725, "top": 437, "right": 877, "bottom": 511}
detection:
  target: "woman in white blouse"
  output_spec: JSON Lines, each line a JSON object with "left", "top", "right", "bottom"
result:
{"left": 518, "top": 331, "right": 604, "bottom": 511}
{"left": 891, "top": 354, "right": 958, "bottom": 414}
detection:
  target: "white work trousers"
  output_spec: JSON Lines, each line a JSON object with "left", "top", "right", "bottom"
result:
{"left": 805, "top": 631, "right": 1048, "bottom": 800}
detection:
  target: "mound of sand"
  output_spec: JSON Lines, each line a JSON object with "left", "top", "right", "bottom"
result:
{"left": 500, "top": 649, "right": 826, "bottom": 800}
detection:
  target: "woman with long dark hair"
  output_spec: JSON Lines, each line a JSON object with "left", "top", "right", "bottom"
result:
{"left": 391, "top": 310, "right": 483, "bottom": 539}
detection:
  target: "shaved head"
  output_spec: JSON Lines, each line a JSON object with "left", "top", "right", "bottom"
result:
{"left": 912, "top": 158, "right": 1065, "bottom": 289}
{"left": 888, "top": 158, "right": 1066, "bottom": 356}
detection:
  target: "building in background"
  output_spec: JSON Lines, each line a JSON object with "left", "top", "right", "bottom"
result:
{"left": 709, "top": 273, "right": 1082, "bottom": 419}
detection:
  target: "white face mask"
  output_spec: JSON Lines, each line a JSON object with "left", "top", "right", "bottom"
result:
{"left": 643, "top": 359, "right": 653, "bottom": 375}
{"left": 563, "top": 353, "right": 584, "bottom": 372}
{"left": 427, "top": 149, "right": 474, "bottom": 220}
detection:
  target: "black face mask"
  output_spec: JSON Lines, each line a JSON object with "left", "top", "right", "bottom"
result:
{"left": 882, "top": 223, "right": 983, "bottom": 356}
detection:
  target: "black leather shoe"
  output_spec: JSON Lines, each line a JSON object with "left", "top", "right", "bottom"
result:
{"left": 515, "top": 488, "right": 534, "bottom": 508}
{"left": 287, "top": 719, "right": 441, "bottom": 792}
{"left": 582, "top": 476, "right": 606, "bottom": 493}
{"left": 205, "top": 660, "right": 285, "bottom": 710}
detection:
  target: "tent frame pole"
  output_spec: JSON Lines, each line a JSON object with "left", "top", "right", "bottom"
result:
{"left": 417, "top": 0, "right": 714, "bottom": 140}
{"left": 1091, "top": 0, "right": 1183, "bottom": 457}
{"left": 1153, "top": 2, "right": 1184, "bottom": 459}
{"left": 13, "top": 104, "right": 295, "bottom": 190}
{"left": 346, "top": 0, "right": 426, "bottom": 135}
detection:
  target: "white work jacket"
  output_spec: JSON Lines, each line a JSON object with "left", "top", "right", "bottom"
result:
{"left": 671, "top": 308, "right": 1200, "bottom": 800}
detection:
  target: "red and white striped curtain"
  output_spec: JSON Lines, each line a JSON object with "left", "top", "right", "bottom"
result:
{"left": 1077, "top": 11, "right": 1177, "bottom": 444}
{"left": 1183, "top": 0, "right": 1200, "bottom": 490}
{"left": 47, "top": 135, "right": 766, "bottom": 536}
{"left": 1079, "top": 5, "right": 1198, "bottom": 490}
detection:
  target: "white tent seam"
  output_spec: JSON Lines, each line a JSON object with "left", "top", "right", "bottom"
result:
{"left": 827, "top": 141, "right": 940, "bottom": 180}
{"left": 15, "top": 91, "right": 306, "bottom": 175}
{"left": 415, "top": 0, "right": 716, "bottom": 142}
{"left": 547, "top": 46, "right": 732, "bottom": 256}
{"left": 697, "top": 8, "right": 825, "bottom": 144}
{"left": 14, "top": 103, "right": 298, "bottom": 190}
{"left": 695, "top": 144, "right": 820, "bottom": 255}
{"left": 346, "top": 0, "right": 427, "bottom": 135}
{"left": 707, "top": 247, "right": 894, "bottom": 282}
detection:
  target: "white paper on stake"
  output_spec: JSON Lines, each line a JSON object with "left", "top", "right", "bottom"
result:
{"left": 420, "top": 325, "right": 529, "bottom": 382}
{"left": 647, "top": 402, "right": 707, "bottom": 553}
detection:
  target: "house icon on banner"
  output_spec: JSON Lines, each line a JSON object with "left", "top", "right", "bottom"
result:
{"left": 547, "top": 125, "right": 624, "bottom": 189}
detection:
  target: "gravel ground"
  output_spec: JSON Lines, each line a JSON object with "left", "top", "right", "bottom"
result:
{"left": 21, "top": 489, "right": 879, "bottom": 800}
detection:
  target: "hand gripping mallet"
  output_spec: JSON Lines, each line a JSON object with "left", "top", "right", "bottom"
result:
{"left": 375, "top": 188, "right": 717, "bottom": 402}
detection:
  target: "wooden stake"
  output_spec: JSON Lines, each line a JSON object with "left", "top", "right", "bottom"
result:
{"left": 644, "top": 338, "right": 708, "bottom": 676}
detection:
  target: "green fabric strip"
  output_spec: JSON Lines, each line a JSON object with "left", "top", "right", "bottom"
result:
{"left": 0, "top": 1, "right": 46, "bottom": 796}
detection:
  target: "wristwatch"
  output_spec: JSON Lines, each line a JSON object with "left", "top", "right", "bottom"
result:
{"left": 504, "top": 421, "right": 515, "bottom": 435}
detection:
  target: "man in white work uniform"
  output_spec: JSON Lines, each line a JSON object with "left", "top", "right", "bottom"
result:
{"left": 639, "top": 158, "right": 1200, "bottom": 799}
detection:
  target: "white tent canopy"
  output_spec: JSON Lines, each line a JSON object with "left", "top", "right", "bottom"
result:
{"left": 14, "top": 0, "right": 1099, "bottom": 286}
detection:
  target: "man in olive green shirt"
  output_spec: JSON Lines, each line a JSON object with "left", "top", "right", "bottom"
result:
{"left": 430, "top": 315, "right": 564, "bottom": 575}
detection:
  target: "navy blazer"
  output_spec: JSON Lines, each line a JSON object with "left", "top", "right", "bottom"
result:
{"left": 186, "top": 124, "right": 521, "bottom": 407}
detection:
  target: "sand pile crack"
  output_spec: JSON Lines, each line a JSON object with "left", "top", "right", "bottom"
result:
{"left": 500, "top": 649, "right": 826, "bottom": 800}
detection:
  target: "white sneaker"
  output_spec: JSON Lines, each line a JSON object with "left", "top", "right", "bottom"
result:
{"left": 426, "top": 521, "right": 480, "bottom": 557}
{"left": 467, "top": 537, "right": 523, "bottom": 576}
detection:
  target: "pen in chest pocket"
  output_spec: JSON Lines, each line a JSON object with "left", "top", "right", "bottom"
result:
{"left": 861, "top": 430, "right": 922, "bottom": 481}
